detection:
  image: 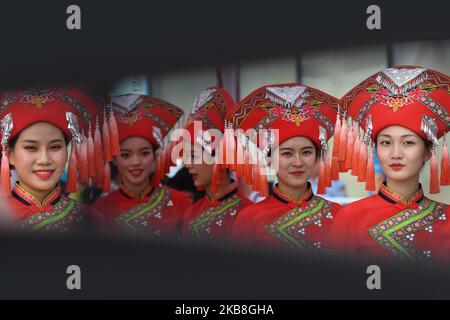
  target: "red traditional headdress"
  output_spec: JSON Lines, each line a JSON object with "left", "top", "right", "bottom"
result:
{"left": 227, "top": 83, "right": 339, "bottom": 195}
{"left": 111, "top": 94, "right": 185, "bottom": 187}
{"left": 340, "top": 66, "right": 450, "bottom": 193}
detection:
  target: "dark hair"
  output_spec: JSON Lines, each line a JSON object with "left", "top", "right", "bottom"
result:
{"left": 164, "top": 167, "right": 205, "bottom": 202}
{"left": 8, "top": 129, "right": 70, "bottom": 150}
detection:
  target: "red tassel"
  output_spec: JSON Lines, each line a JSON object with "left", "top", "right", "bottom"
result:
{"left": 87, "top": 129, "right": 96, "bottom": 179}
{"left": 94, "top": 119, "right": 104, "bottom": 172}
{"left": 331, "top": 156, "right": 339, "bottom": 181}
{"left": 441, "top": 139, "right": 449, "bottom": 186}
{"left": 430, "top": 150, "right": 440, "bottom": 194}
{"left": 102, "top": 116, "right": 112, "bottom": 162}
{"left": 103, "top": 161, "right": 111, "bottom": 193}
{"left": 260, "top": 165, "right": 269, "bottom": 198}
{"left": 1, "top": 151, "right": 11, "bottom": 195}
{"left": 317, "top": 158, "right": 326, "bottom": 195}
{"left": 222, "top": 130, "right": 228, "bottom": 169}
{"left": 338, "top": 161, "right": 347, "bottom": 173}
{"left": 344, "top": 126, "right": 354, "bottom": 170}
{"left": 79, "top": 137, "right": 89, "bottom": 184}
{"left": 325, "top": 152, "right": 332, "bottom": 187}
{"left": 65, "top": 146, "right": 78, "bottom": 193}
{"left": 365, "top": 146, "right": 375, "bottom": 191}
{"left": 332, "top": 115, "right": 341, "bottom": 157}
{"left": 351, "top": 131, "right": 361, "bottom": 176}
{"left": 357, "top": 143, "right": 367, "bottom": 182}
{"left": 243, "top": 148, "right": 252, "bottom": 185}
{"left": 108, "top": 112, "right": 120, "bottom": 157}
{"left": 228, "top": 132, "right": 236, "bottom": 171}
{"left": 338, "top": 118, "right": 348, "bottom": 163}
{"left": 236, "top": 146, "right": 245, "bottom": 179}
{"left": 253, "top": 162, "right": 261, "bottom": 193}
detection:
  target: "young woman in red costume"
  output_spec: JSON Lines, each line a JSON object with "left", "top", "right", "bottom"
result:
{"left": 229, "top": 83, "right": 342, "bottom": 252}
{"left": 0, "top": 87, "right": 103, "bottom": 231}
{"left": 324, "top": 66, "right": 450, "bottom": 264}
{"left": 90, "top": 94, "right": 191, "bottom": 238}
{"left": 182, "top": 87, "right": 251, "bottom": 243}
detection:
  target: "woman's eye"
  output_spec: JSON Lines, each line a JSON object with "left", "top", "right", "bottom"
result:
{"left": 302, "top": 150, "right": 312, "bottom": 156}
{"left": 404, "top": 141, "right": 415, "bottom": 146}
{"left": 141, "top": 151, "right": 150, "bottom": 156}
{"left": 50, "top": 145, "right": 62, "bottom": 151}
{"left": 379, "top": 140, "right": 390, "bottom": 146}
{"left": 24, "top": 146, "right": 37, "bottom": 152}
{"left": 281, "top": 152, "right": 292, "bottom": 157}
{"left": 121, "top": 153, "right": 129, "bottom": 158}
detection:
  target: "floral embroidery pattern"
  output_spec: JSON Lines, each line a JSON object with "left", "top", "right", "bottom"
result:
{"left": 189, "top": 195, "right": 243, "bottom": 240}
{"left": 269, "top": 101, "right": 317, "bottom": 127}
{"left": 113, "top": 187, "right": 171, "bottom": 233}
{"left": 369, "top": 199, "right": 447, "bottom": 261}
{"left": 19, "top": 196, "right": 83, "bottom": 232}
{"left": 265, "top": 196, "right": 334, "bottom": 251}
{"left": 367, "top": 85, "right": 429, "bottom": 112}
{"left": 20, "top": 91, "right": 56, "bottom": 108}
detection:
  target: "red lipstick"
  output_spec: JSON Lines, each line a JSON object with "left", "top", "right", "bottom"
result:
{"left": 390, "top": 163, "right": 405, "bottom": 171}
{"left": 34, "top": 169, "right": 54, "bottom": 180}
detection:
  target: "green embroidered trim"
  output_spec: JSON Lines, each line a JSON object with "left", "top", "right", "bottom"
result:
{"left": 20, "top": 197, "right": 79, "bottom": 231}
{"left": 264, "top": 197, "right": 333, "bottom": 250}
{"left": 369, "top": 200, "right": 446, "bottom": 261}
{"left": 190, "top": 197, "right": 242, "bottom": 240}
{"left": 115, "top": 187, "right": 166, "bottom": 233}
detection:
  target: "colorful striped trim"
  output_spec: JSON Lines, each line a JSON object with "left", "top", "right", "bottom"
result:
{"left": 13, "top": 183, "right": 62, "bottom": 209}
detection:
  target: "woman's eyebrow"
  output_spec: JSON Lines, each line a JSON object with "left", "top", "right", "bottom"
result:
{"left": 401, "top": 134, "right": 416, "bottom": 138}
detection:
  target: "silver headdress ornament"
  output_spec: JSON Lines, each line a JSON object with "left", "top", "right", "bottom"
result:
{"left": 66, "top": 112, "right": 81, "bottom": 145}
{"left": 196, "top": 129, "right": 213, "bottom": 155}
{"left": 376, "top": 67, "right": 427, "bottom": 95}
{"left": 112, "top": 94, "right": 143, "bottom": 113}
{"left": 1, "top": 113, "right": 13, "bottom": 149}
{"left": 421, "top": 115, "right": 438, "bottom": 149}
{"left": 364, "top": 115, "right": 373, "bottom": 146}
{"left": 318, "top": 126, "right": 328, "bottom": 159}
{"left": 262, "top": 129, "right": 275, "bottom": 158}
{"left": 152, "top": 126, "right": 164, "bottom": 150}
{"left": 265, "top": 86, "right": 309, "bottom": 109}
{"left": 192, "top": 89, "right": 216, "bottom": 115}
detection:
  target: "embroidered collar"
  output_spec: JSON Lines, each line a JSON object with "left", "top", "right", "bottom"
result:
{"left": 206, "top": 181, "right": 238, "bottom": 203}
{"left": 120, "top": 182, "right": 154, "bottom": 200}
{"left": 378, "top": 182, "right": 424, "bottom": 206}
{"left": 12, "top": 182, "right": 62, "bottom": 209}
{"left": 273, "top": 182, "right": 314, "bottom": 205}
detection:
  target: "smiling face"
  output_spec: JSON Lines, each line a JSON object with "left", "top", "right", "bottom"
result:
{"left": 376, "top": 125, "right": 431, "bottom": 183}
{"left": 272, "top": 136, "right": 317, "bottom": 193}
{"left": 114, "top": 137, "right": 155, "bottom": 189}
{"left": 8, "top": 122, "right": 68, "bottom": 198}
